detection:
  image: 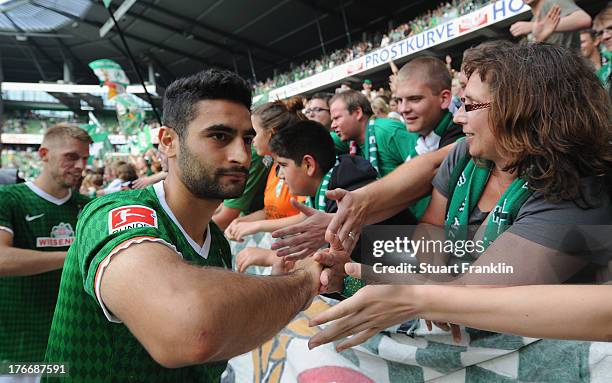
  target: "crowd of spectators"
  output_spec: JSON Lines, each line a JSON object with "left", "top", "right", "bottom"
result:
{"left": 1, "top": 111, "right": 77, "bottom": 135}
{"left": 1, "top": 112, "right": 126, "bottom": 135}
{"left": 78, "top": 148, "right": 165, "bottom": 198}
{"left": 253, "top": 0, "right": 491, "bottom": 95}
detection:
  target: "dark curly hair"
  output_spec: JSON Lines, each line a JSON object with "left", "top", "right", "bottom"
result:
{"left": 463, "top": 43, "right": 612, "bottom": 205}
{"left": 162, "top": 68, "right": 251, "bottom": 139}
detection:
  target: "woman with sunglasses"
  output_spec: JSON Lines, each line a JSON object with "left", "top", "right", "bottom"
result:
{"left": 309, "top": 42, "right": 612, "bottom": 380}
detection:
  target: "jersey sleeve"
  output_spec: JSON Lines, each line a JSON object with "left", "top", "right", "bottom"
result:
{"left": 75, "top": 197, "right": 177, "bottom": 322}
{"left": 0, "top": 186, "right": 16, "bottom": 234}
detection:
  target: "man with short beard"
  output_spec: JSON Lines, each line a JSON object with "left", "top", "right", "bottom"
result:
{"left": 43, "top": 69, "right": 322, "bottom": 382}
{"left": 305, "top": 92, "right": 349, "bottom": 155}
{"left": 0, "top": 124, "right": 92, "bottom": 370}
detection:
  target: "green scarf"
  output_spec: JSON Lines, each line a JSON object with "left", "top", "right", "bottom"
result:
{"left": 344, "top": 115, "right": 457, "bottom": 297}
{"left": 407, "top": 110, "right": 454, "bottom": 159}
{"left": 305, "top": 159, "right": 338, "bottom": 211}
{"left": 445, "top": 159, "right": 533, "bottom": 251}
{"left": 596, "top": 49, "right": 612, "bottom": 90}
{"left": 350, "top": 120, "right": 379, "bottom": 174}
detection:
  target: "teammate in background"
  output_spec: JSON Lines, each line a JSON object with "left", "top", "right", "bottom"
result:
{"left": 43, "top": 69, "right": 321, "bottom": 382}
{"left": 0, "top": 124, "right": 92, "bottom": 365}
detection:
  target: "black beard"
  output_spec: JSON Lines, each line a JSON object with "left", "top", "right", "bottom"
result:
{"left": 178, "top": 141, "right": 248, "bottom": 200}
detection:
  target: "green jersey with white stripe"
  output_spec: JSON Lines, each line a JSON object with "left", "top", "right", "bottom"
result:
{"left": 44, "top": 182, "right": 231, "bottom": 382}
{"left": 0, "top": 182, "right": 90, "bottom": 362}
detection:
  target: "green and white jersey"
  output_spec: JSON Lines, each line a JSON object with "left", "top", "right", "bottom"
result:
{"left": 0, "top": 181, "right": 89, "bottom": 362}
{"left": 44, "top": 182, "right": 231, "bottom": 383}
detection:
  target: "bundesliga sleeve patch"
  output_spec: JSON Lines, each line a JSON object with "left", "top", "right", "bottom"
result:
{"left": 108, "top": 205, "right": 158, "bottom": 234}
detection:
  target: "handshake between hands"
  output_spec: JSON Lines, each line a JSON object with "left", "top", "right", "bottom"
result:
{"left": 270, "top": 235, "right": 461, "bottom": 353}
{"left": 271, "top": 231, "right": 353, "bottom": 296}
{"left": 235, "top": 192, "right": 461, "bottom": 351}
{"left": 276, "top": 243, "right": 461, "bottom": 352}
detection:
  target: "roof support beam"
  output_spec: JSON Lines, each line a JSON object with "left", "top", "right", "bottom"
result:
{"left": 2, "top": 9, "right": 60, "bottom": 80}
{"left": 145, "top": 53, "right": 175, "bottom": 85}
{"left": 55, "top": 38, "right": 95, "bottom": 83}
{"left": 139, "top": 0, "right": 289, "bottom": 60}
{"left": 31, "top": 1, "right": 229, "bottom": 70}
{"left": 116, "top": 7, "right": 276, "bottom": 66}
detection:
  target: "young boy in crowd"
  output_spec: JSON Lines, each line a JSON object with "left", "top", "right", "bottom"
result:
{"left": 235, "top": 120, "right": 378, "bottom": 273}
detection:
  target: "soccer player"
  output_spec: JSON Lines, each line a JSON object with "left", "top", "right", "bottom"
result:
{"left": 0, "top": 124, "right": 91, "bottom": 364}
{"left": 43, "top": 69, "right": 321, "bottom": 382}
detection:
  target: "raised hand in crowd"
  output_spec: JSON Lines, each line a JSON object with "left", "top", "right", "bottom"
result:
{"left": 308, "top": 263, "right": 418, "bottom": 352}
{"left": 533, "top": 4, "right": 561, "bottom": 42}
{"left": 271, "top": 199, "right": 332, "bottom": 260}
{"left": 313, "top": 235, "right": 351, "bottom": 294}
{"left": 324, "top": 188, "right": 367, "bottom": 252}
{"left": 225, "top": 220, "right": 260, "bottom": 242}
{"left": 131, "top": 170, "right": 167, "bottom": 189}
{"left": 509, "top": 20, "right": 532, "bottom": 37}
{"left": 388, "top": 59, "right": 399, "bottom": 94}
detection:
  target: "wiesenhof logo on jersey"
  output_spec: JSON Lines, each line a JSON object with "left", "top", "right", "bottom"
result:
{"left": 36, "top": 222, "right": 76, "bottom": 248}
{"left": 109, "top": 205, "right": 158, "bottom": 234}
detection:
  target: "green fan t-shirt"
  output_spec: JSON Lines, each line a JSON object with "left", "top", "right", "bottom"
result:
{"left": 0, "top": 182, "right": 90, "bottom": 362}
{"left": 357, "top": 117, "right": 416, "bottom": 177}
{"left": 331, "top": 131, "right": 350, "bottom": 155}
{"left": 44, "top": 182, "right": 232, "bottom": 382}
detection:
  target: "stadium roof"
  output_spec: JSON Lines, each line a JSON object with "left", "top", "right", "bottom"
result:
{"left": 0, "top": 0, "right": 467, "bottom": 86}
{"left": 0, "top": 0, "right": 607, "bottom": 89}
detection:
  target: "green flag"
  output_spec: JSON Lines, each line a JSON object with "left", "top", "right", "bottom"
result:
{"left": 102, "top": 0, "right": 112, "bottom": 8}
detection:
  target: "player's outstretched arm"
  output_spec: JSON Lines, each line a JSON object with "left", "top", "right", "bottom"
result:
{"left": 99, "top": 241, "right": 320, "bottom": 368}
{"left": 0, "top": 231, "right": 67, "bottom": 277}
